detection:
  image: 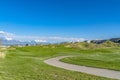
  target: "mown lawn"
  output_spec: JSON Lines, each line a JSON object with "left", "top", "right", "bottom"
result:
{"left": 0, "top": 46, "right": 115, "bottom": 80}
{"left": 61, "top": 48, "right": 120, "bottom": 71}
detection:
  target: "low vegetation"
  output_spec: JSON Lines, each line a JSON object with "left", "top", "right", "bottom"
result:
{"left": 63, "top": 41, "right": 120, "bottom": 49}
{"left": 0, "top": 41, "right": 119, "bottom": 80}
{"left": 61, "top": 41, "right": 120, "bottom": 71}
{"left": 61, "top": 48, "right": 120, "bottom": 71}
{"left": 0, "top": 47, "right": 7, "bottom": 58}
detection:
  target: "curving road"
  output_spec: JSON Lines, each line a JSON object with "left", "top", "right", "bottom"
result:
{"left": 44, "top": 56, "right": 120, "bottom": 80}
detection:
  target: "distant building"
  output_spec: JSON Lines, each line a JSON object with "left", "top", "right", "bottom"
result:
{"left": 110, "top": 38, "right": 120, "bottom": 43}
{"left": 90, "top": 38, "right": 120, "bottom": 44}
{"left": 84, "top": 40, "right": 91, "bottom": 43}
{"left": 91, "top": 40, "right": 107, "bottom": 44}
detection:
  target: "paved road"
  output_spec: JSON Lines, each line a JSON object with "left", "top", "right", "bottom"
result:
{"left": 44, "top": 56, "right": 120, "bottom": 80}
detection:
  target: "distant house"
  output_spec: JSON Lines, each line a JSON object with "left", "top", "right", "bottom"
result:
{"left": 84, "top": 40, "right": 91, "bottom": 43}
{"left": 91, "top": 40, "right": 107, "bottom": 44}
{"left": 110, "top": 38, "right": 120, "bottom": 43}
{"left": 90, "top": 38, "right": 120, "bottom": 44}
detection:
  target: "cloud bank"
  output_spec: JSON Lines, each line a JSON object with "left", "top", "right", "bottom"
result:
{"left": 0, "top": 31, "right": 14, "bottom": 40}
{"left": 0, "top": 31, "right": 85, "bottom": 43}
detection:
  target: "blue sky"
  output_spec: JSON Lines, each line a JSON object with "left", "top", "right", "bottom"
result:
{"left": 0, "top": 0, "right": 120, "bottom": 41}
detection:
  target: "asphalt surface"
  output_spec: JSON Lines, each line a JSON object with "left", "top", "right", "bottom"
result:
{"left": 44, "top": 56, "right": 120, "bottom": 80}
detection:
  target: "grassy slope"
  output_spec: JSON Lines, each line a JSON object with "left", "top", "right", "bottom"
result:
{"left": 61, "top": 48, "right": 120, "bottom": 71}
{"left": 0, "top": 46, "right": 113, "bottom": 80}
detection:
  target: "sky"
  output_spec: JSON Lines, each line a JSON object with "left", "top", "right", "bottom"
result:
{"left": 0, "top": 0, "right": 120, "bottom": 42}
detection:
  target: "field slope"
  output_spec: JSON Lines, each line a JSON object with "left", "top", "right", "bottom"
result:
{"left": 61, "top": 48, "right": 120, "bottom": 71}
{"left": 0, "top": 45, "right": 116, "bottom": 80}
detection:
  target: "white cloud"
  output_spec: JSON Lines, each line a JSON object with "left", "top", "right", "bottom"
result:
{"left": 34, "top": 40, "right": 47, "bottom": 43}
{"left": 46, "top": 37, "right": 85, "bottom": 42}
{"left": 5, "top": 37, "right": 13, "bottom": 41}
{"left": 0, "top": 31, "right": 86, "bottom": 42}
{"left": 0, "top": 31, "right": 14, "bottom": 37}
{"left": 0, "top": 31, "right": 14, "bottom": 40}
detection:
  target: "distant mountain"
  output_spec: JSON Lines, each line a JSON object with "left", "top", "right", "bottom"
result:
{"left": 0, "top": 38, "right": 49, "bottom": 46}
{"left": 1, "top": 37, "right": 120, "bottom": 46}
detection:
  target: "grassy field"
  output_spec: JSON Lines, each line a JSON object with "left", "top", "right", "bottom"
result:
{"left": 0, "top": 45, "right": 114, "bottom": 80}
{"left": 61, "top": 47, "right": 120, "bottom": 71}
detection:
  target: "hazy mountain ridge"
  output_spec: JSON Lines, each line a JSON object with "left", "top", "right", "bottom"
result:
{"left": 0, "top": 37, "right": 49, "bottom": 46}
{"left": 0, "top": 37, "right": 120, "bottom": 46}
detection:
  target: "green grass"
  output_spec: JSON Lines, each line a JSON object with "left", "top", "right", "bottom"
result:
{"left": 61, "top": 48, "right": 120, "bottom": 71}
{"left": 0, "top": 45, "right": 113, "bottom": 80}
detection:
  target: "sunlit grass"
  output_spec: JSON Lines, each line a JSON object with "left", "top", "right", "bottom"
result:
{"left": 61, "top": 48, "right": 120, "bottom": 71}
{"left": 0, "top": 45, "right": 113, "bottom": 80}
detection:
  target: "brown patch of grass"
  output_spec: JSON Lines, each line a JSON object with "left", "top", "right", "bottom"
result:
{"left": 0, "top": 52, "right": 6, "bottom": 58}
